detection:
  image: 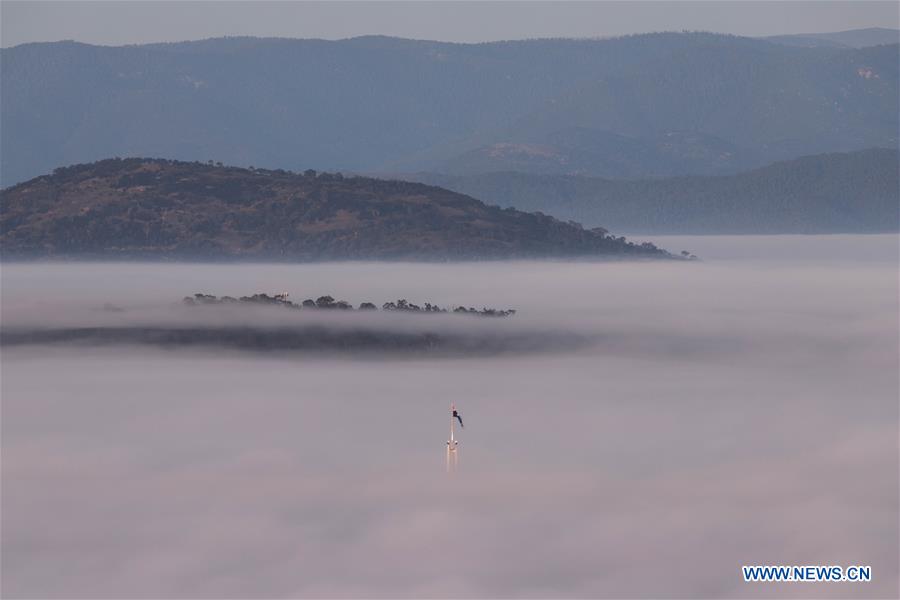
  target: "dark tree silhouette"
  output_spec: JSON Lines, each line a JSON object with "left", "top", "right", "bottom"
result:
{"left": 181, "top": 292, "right": 516, "bottom": 316}
{"left": 315, "top": 295, "right": 336, "bottom": 308}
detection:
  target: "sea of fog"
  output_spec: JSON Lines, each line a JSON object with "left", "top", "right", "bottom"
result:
{"left": 2, "top": 235, "right": 898, "bottom": 598}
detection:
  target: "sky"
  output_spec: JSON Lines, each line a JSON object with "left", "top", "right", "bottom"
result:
{"left": 1, "top": 1, "right": 898, "bottom": 47}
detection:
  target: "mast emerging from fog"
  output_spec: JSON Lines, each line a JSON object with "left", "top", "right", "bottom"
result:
{"left": 446, "top": 403, "right": 461, "bottom": 473}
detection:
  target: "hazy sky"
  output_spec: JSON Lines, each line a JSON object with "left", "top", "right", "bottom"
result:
{"left": 2, "top": 1, "right": 898, "bottom": 47}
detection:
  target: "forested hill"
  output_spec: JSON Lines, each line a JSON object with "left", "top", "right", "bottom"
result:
{"left": 0, "top": 159, "right": 671, "bottom": 260}
{"left": 2, "top": 32, "right": 897, "bottom": 185}
{"left": 410, "top": 149, "right": 900, "bottom": 234}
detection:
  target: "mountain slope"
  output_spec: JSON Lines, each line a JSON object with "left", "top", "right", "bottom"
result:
{"left": 430, "top": 39, "right": 897, "bottom": 176}
{"left": 436, "top": 128, "right": 761, "bottom": 177}
{"left": 410, "top": 149, "right": 899, "bottom": 234}
{"left": 2, "top": 33, "right": 897, "bottom": 185}
{"left": 0, "top": 158, "right": 670, "bottom": 260}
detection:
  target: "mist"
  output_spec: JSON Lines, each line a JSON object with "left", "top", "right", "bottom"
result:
{"left": 2, "top": 235, "right": 898, "bottom": 598}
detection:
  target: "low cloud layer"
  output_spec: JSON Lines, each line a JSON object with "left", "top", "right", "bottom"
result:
{"left": 2, "top": 235, "right": 898, "bottom": 598}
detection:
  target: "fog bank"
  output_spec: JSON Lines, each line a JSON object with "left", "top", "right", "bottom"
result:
{"left": 2, "top": 235, "right": 898, "bottom": 598}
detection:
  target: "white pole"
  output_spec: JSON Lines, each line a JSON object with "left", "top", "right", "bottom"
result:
{"left": 447, "top": 402, "right": 458, "bottom": 473}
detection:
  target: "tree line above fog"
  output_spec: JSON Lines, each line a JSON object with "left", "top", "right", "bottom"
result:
{"left": 1, "top": 32, "right": 897, "bottom": 186}
{"left": 183, "top": 293, "right": 516, "bottom": 317}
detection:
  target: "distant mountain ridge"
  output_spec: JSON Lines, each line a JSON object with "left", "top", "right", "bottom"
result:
{"left": 409, "top": 148, "right": 899, "bottom": 234}
{"left": 764, "top": 28, "right": 899, "bottom": 49}
{"left": 0, "top": 158, "right": 672, "bottom": 260}
{"left": 2, "top": 31, "right": 897, "bottom": 185}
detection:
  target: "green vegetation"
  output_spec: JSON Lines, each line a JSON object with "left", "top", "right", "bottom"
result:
{"left": 0, "top": 158, "right": 672, "bottom": 260}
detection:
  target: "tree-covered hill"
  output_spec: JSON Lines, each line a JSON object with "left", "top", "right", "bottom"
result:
{"left": 0, "top": 158, "right": 671, "bottom": 260}
{"left": 2, "top": 32, "right": 896, "bottom": 185}
{"left": 410, "top": 149, "right": 899, "bottom": 234}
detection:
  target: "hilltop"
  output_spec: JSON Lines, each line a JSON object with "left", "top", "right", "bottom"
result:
{"left": 0, "top": 158, "right": 670, "bottom": 260}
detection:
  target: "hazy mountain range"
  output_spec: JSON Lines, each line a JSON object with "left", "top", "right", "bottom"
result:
{"left": 410, "top": 148, "right": 899, "bottom": 234}
{"left": 2, "top": 30, "right": 897, "bottom": 187}
{"left": 0, "top": 158, "right": 671, "bottom": 260}
{"left": 763, "top": 27, "right": 899, "bottom": 49}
